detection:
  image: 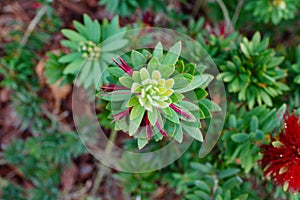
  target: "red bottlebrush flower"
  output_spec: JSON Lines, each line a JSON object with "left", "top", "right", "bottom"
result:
{"left": 261, "top": 113, "right": 300, "bottom": 192}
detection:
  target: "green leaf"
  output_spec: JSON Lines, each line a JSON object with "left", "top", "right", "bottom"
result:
{"left": 137, "top": 137, "right": 148, "bottom": 149}
{"left": 107, "top": 67, "right": 125, "bottom": 78}
{"left": 173, "top": 73, "right": 194, "bottom": 89}
{"left": 159, "top": 64, "right": 175, "bottom": 78}
{"left": 218, "top": 168, "right": 240, "bottom": 179}
{"left": 250, "top": 116, "right": 259, "bottom": 132}
{"left": 148, "top": 109, "right": 158, "bottom": 126}
{"left": 231, "top": 133, "right": 249, "bottom": 143}
{"left": 78, "top": 61, "right": 93, "bottom": 86}
{"left": 101, "top": 90, "right": 132, "bottom": 101}
{"left": 200, "top": 99, "right": 222, "bottom": 112}
{"left": 73, "top": 21, "right": 88, "bottom": 38}
{"left": 182, "top": 124, "right": 203, "bottom": 141}
{"left": 292, "top": 64, "right": 300, "bottom": 73}
{"left": 131, "top": 50, "right": 147, "bottom": 68}
{"left": 294, "top": 75, "right": 300, "bottom": 84}
{"left": 130, "top": 104, "right": 144, "bottom": 120}
{"left": 256, "top": 130, "right": 265, "bottom": 140}
{"left": 164, "top": 120, "right": 178, "bottom": 136}
{"left": 153, "top": 42, "right": 163, "bottom": 60}
{"left": 260, "top": 90, "right": 273, "bottom": 106}
{"left": 176, "top": 74, "right": 213, "bottom": 93}
{"left": 162, "top": 41, "right": 181, "bottom": 65}
{"left": 83, "top": 14, "right": 101, "bottom": 43}
{"left": 184, "top": 88, "right": 208, "bottom": 101}
{"left": 61, "top": 29, "right": 87, "bottom": 42}
{"left": 132, "top": 71, "right": 142, "bottom": 83}
{"left": 61, "top": 40, "right": 78, "bottom": 49}
{"left": 268, "top": 57, "right": 284, "bottom": 68}
{"left": 194, "top": 180, "right": 210, "bottom": 193}
{"left": 119, "top": 75, "right": 134, "bottom": 88}
{"left": 63, "top": 58, "right": 83, "bottom": 74}
{"left": 170, "top": 92, "right": 184, "bottom": 103}
{"left": 101, "top": 39, "right": 128, "bottom": 52}
{"left": 126, "top": 96, "right": 139, "bottom": 107}
{"left": 179, "top": 100, "right": 199, "bottom": 111}
{"left": 228, "top": 115, "right": 237, "bottom": 128}
{"left": 174, "top": 125, "right": 183, "bottom": 143}
{"left": 198, "top": 102, "right": 211, "bottom": 118}
{"left": 129, "top": 108, "right": 145, "bottom": 136}
{"left": 59, "top": 53, "right": 82, "bottom": 63}
{"left": 147, "top": 57, "right": 160, "bottom": 73}
{"left": 240, "top": 43, "right": 250, "bottom": 58}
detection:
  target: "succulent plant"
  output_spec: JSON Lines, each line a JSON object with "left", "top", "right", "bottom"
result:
{"left": 99, "top": 42, "right": 219, "bottom": 149}
{"left": 59, "top": 14, "right": 127, "bottom": 88}
{"left": 218, "top": 32, "right": 289, "bottom": 109}
{"left": 246, "top": 0, "right": 300, "bottom": 25}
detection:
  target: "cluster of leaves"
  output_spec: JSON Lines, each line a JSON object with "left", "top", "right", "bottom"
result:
{"left": 48, "top": 14, "right": 127, "bottom": 88}
{"left": 3, "top": 132, "right": 85, "bottom": 200}
{"left": 283, "top": 45, "right": 300, "bottom": 111}
{"left": 99, "top": 41, "right": 219, "bottom": 149}
{"left": 218, "top": 32, "right": 289, "bottom": 109}
{"left": 0, "top": 4, "right": 61, "bottom": 132}
{"left": 114, "top": 172, "right": 159, "bottom": 199}
{"left": 245, "top": 0, "right": 300, "bottom": 25}
{"left": 116, "top": 142, "right": 259, "bottom": 200}
{"left": 221, "top": 103, "right": 286, "bottom": 173}
{"left": 99, "top": 0, "right": 166, "bottom": 16}
{"left": 178, "top": 18, "right": 239, "bottom": 66}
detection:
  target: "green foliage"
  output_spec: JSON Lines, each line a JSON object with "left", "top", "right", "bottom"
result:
{"left": 4, "top": 132, "right": 85, "bottom": 200}
{"left": 11, "top": 89, "right": 50, "bottom": 134}
{"left": 0, "top": 57, "right": 37, "bottom": 90}
{"left": 178, "top": 18, "right": 205, "bottom": 39}
{"left": 99, "top": 0, "right": 166, "bottom": 16}
{"left": 2, "top": 183, "right": 26, "bottom": 200}
{"left": 291, "top": 45, "right": 300, "bottom": 85}
{"left": 197, "top": 31, "right": 239, "bottom": 66}
{"left": 221, "top": 103, "right": 286, "bottom": 173}
{"left": 219, "top": 32, "right": 289, "bottom": 109}
{"left": 246, "top": 0, "right": 300, "bottom": 25}
{"left": 45, "top": 52, "right": 75, "bottom": 86}
{"left": 179, "top": 17, "right": 239, "bottom": 66}
{"left": 164, "top": 162, "right": 254, "bottom": 200}
{"left": 59, "top": 14, "right": 127, "bottom": 88}
{"left": 114, "top": 172, "right": 159, "bottom": 199}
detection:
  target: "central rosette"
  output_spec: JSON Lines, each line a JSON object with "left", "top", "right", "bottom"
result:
{"left": 131, "top": 68, "right": 174, "bottom": 111}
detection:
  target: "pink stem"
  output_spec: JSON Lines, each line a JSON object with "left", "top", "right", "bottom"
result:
{"left": 170, "top": 103, "right": 192, "bottom": 120}
{"left": 112, "top": 57, "right": 133, "bottom": 76}
{"left": 111, "top": 108, "right": 132, "bottom": 123}
{"left": 101, "top": 84, "right": 129, "bottom": 91}
{"left": 156, "top": 121, "right": 168, "bottom": 136}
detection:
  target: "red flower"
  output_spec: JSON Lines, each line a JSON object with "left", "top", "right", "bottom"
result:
{"left": 32, "top": 2, "right": 41, "bottom": 9}
{"left": 261, "top": 113, "right": 300, "bottom": 192}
